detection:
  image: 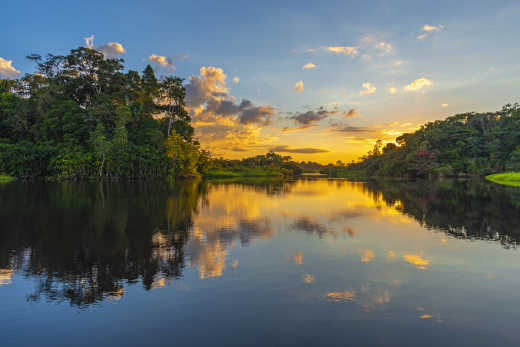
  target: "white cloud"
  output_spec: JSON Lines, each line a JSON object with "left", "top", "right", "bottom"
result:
{"left": 302, "top": 62, "right": 316, "bottom": 70}
{"left": 149, "top": 54, "right": 175, "bottom": 72}
{"left": 233, "top": 76, "right": 240, "bottom": 84}
{"left": 417, "top": 33, "right": 429, "bottom": 40}
{"left": 84, "top": 35, "right": 95, "bottom": 49}
{"left": 404, "top": 78, "right": 432, "bottom": 92}
{"left": 294, "top": 80, "right": 304, "bottom": 93}
{"left": 360, "top": 82, "right": 376, "bottom": 95}
{"left": 185, "top": 66, "right": 228, "bottom": 108}
{"left": 0, "top": 57, "right": 21, "bottom": 79}
{"left": 97, "top": 42, "right": 125, "bottom": 57}
{"left": 326, "top": 46, "right": 358, "bottom": 56}
{"left": 83, "top": 36, "right": 125, "bottom": 57}
{"left": 393, "top": 60, "right": 405, "bottom": 66}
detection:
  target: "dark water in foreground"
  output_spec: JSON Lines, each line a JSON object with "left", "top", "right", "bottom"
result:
{"left": 1, "top": 178, "right": 520, "bottom": 347}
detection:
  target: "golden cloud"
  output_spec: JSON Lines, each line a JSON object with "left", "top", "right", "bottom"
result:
{"left": 360, "top": 82, "right": 376, "bottom": 95}
{"left": 404, "top": 78, "right": 432, "bottom": 92}
{"left": 294, "top": 80, "right": 304, "bottom": 93}
{"left": 293, "top": 251, "right": 303, "bottom": 265}
{"left": 302, "top": 62, "right": 317, "bottom": 70}
{"left": 303, "top": 274, "right": 315, "bottom": 284}
{"left": 326, "top": 46, "right": 358, "bottom": 56}
{"left": 402, "top": 254, "right": 430, "bottom": 270}
{"left": 359, "top": 249, "right": 375, "bottom": 263}
{"left": 0, "top": 57, "right": 21, "bottom": 78}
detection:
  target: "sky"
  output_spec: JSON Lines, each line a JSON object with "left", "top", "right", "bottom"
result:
{"left": 3, "top": 0, "right": 520, "bottom": 163}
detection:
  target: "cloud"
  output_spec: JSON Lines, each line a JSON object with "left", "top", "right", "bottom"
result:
{"left": 393, "top": 60, "right": 405, "bottom": 66}
{"left": 270, "top": 145, "right": 329, "bottom": 154}
{"left": 294, "top": 80, "right": 304, "bottom": 93}
{"left": 332, "top": 125, "right": 372, "bottom": 133}
{"left": 206, "top": 98, "right": 276, "bottom": 125}
{"left": 84, "top": 35, "right": 95, "bottom": 49}
{"left": 329, "top": 121, "right": 420, "bottom": 142}
{"left": 97, "top": 42, "right": 125, "bottom": 57}
{"left": 290, "top": 107, "right": 337, "bottom": 127}
{"left": 326, "top": 290, "right": 356, "bottom": 302}
{"left": 149, "top": 54, "right": 175, "bottom": 72}
{"left": 376, "top": 41, "right": 392, "bottom": 54}
{"left": 360, "top": 82, "right": 376, "bottom": 95}
{"left": 359, "top": 249, "right": 375, "bottom": 263}
{"left": 0, "top": 57, "right": 21, "bottom": 79}
{"left": 344, "top": 109, "right": 358, "bottom": 118}
{"left": 293, "top": 251, "right": 303, "bottom": 265}
{"left": 417, "top": 24, "right": 444, "bottom": 40}
{"left": 404, "top": 78, "right": 432, "bottom": 92}
{"left": 360, "top": 35, "right": 392, "bottom": 54}
{"left": 326, "top": 46, "right": 358, "bottom": 56}
{"left": 422, "top": 24, "right": 444, "bottom": 32}
{"left": 292, "top": 216, "right": 330, "bottom": 236}
{"left": 388, "top": 87, "right": 398, "bottom": 94}
{"left": 303, "top": 274, "right": 315, "bottom": 284}
{"left": 83, "top": 36, "right": 126, "bottom": 57}
{"left": 185, "top": 66, "right": 278, "bottom": 154}
{"left": 185, "top": 66, "right": 228, "bottom": 108}
{"left": 302, "top": 62, "right": 316, "bottom": 70}
{"left": 402, "top": 254, "right": 430, "bottom": 270}
{"left": 284, "top": 106, "right": 357, "bottom": 131}
{"left": 441, "top": 103, "right": 448, "bottom": 107}
{"left": 232, "top": 76, "right": 240, "bottom": 83}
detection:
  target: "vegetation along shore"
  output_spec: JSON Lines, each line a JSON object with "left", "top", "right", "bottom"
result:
{"left": 1, "top": 46, "right": 519, "bottom": 181}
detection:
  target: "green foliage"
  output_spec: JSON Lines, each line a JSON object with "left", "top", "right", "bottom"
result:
{"left": 486, "top": 172, "right": 520, "bottom": 187}
{"left": 165, "top": 130, "right": 203, "bottom": 178}
{"left": 349, "top": 103, "right": 520, "bottom": 178}
{"left": 0, "top": 46, "right": 205, "bottom": 179}
{"left": 207, "top": 152, "right": 303, "bottom": 178}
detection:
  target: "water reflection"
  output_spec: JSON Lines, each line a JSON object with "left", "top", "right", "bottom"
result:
{"left": 0, "top": 177, "right": 519, "bottom": 310}
{"left": 363, "top": 179, "right": 520, "bottom": 246}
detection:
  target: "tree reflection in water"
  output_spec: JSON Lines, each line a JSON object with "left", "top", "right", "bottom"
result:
{"left": 0, "top": 178, "right": 519, "bottom": 307}
{"left": 0, "top": 179, "right": 295, "bottom": 307}
{"left": 362, "top": 178, "right": 520, "bottom": 247}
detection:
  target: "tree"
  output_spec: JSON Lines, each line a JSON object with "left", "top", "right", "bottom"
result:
{"left": 91, "top": 122, "right": 110, "bottom": 177}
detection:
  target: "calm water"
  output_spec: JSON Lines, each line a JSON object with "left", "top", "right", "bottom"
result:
{"left": 1, "top": 178, "right": 520, "bottom": 346}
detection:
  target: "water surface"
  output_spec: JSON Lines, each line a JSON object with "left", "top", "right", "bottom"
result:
{"left": 1, "top": 178, "right": 520, "bottom": 346}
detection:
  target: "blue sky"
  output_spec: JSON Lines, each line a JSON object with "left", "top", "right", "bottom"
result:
{"left": 3, "top": 0, "right": 520, "bottom": 162}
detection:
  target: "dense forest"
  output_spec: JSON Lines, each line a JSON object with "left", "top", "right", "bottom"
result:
{"left": 0, "top": 46, "right": 311, "bottom": 180}
{"left": 0, "top": 47, "right": 210, "bottom": 179}
{"left": 347, "top": 104, "right": 520, "bottom": 178}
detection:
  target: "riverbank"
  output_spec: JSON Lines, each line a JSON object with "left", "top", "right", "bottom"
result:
{"left": 204, "top": 168, "right": 285, "bottom": 178}
{"left": 486, "top": 172, "right": 520, "bottom": 187}
{"left": 0, "top": 175, "right": 15, "bottom": 183}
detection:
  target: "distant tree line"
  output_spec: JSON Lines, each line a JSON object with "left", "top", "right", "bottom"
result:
{"left": 348, "top": 104, "right": 520, "bottom": 178}
{"left": 0, "top": 47, "right": 210, "bottom": 179}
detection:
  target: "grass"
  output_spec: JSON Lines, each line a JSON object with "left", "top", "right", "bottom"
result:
{"left": 486, "top": 172, "right": 520, "bottom": 187}
{"left": 0, "top": 175, "right": 15, "bottom": 183}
